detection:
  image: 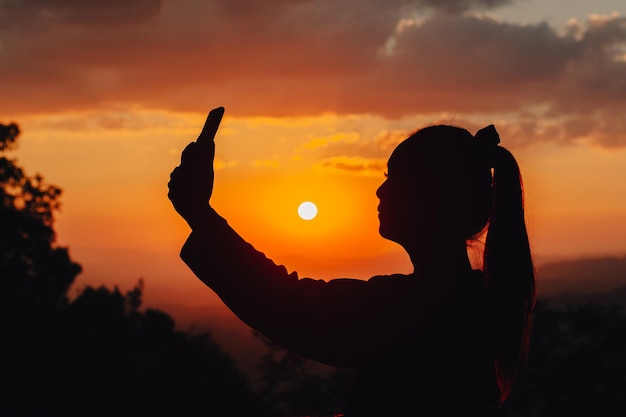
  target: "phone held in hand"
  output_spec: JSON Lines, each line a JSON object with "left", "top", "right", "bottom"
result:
{"left": 198, "top": 107, "right": 224, "bottom": 144}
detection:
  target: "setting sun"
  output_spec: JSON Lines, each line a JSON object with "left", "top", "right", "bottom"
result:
{"left": 298, "top": 201, "right": 318, "bottom": 220}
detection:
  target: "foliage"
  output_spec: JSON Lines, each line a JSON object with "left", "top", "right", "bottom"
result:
{"left": 503, "top": 301, "right": 626, "bottom": 417}
{"left": 255, "top": 332, "right": 352, "bottom": 417}
{"left": 0, "top": 123, "right": 263, "bottom": 416}
{"left": 0, "top": 122, "right": 19, "bottom": 151}
{"left": 0, "top": 122, "right": 81, "bottom": 314}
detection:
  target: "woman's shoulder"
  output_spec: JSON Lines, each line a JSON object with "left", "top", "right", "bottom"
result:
{"left": 367, "top": 269, "right": 485, "bottom": 287}
{"left": 366, "top": 273, "right": 414, "bottom": 284}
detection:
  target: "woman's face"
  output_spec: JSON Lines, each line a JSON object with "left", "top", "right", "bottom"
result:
{"left": 375, "top": 151, "right": 436, "bottom": 247}
{"left": 375, "top": 172, "right": 403, "bottom": 242}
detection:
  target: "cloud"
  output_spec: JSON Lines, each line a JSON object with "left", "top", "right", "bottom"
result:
{"left": 214, "top": 158, "right": 238, "bottom": 171}
{"left": 414, "top": 0, "right": 514, "bottom": 15}
{"left": 2, "top": 1, "right": 626, "bottom": 146}
{"left": 1, "top": 0, "right": 163, "bottom": 25}
{"left": 22, "top": 108, "right": 194, "bottom": 132}
{"left": 553, "top": 13, "right": 626, "bottom": 112}
{"left": 314, "top": 156, "right": 387, "bottom": 177}
{"left": 252, "top": 159, "right": 280, "bottom": 168}
{"left": 373, "top": 129, "right": 414, "bottom": 151}
{"left": 312, "top": 130, "right": 410, "bottom": 161}
{"left": 297, "top": 132, "right": 360, "bottom": 151}
{"left": 394, "top": 16, "right": 579, "bottom": 87}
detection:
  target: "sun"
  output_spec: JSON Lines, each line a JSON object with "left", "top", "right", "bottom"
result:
{"left": 297, "top": 201, "right": 318, "bottom": 220}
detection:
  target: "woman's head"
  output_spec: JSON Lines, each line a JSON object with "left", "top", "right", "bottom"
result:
{"left": 376, "top": 125, "right": 493, "bottom": 248}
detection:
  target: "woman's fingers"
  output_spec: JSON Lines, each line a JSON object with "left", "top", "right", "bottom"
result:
{"left": 168, "top": 108, "right": 223, "bottom": 219}
{"left": 180, "top": 140, "right": 214, "bottom": 169}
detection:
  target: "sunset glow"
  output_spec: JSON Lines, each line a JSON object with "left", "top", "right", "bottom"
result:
{"left": 2, "top": 0, "right": 626, "bottom": 310}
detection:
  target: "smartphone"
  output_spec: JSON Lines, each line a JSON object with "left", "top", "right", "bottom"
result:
{"left": 198, "top": 106, "right": 224, "bottom": 143}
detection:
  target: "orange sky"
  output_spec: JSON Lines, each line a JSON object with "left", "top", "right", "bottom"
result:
{"left": 3, "top": 1, "right": 626, "bottom": 309}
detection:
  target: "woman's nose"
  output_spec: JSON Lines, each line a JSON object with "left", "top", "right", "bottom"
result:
{"left": 376, "top": 180, "right": 387, "bottom": 199}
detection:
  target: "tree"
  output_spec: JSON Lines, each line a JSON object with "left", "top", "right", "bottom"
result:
{"left": 58, "top": 282, "right": 263, "bottom": 416}
{"left": 502, "top": 301, "right": 626, "bottom": 416}
{"left": 255, "top": 332, "right": 352, "bottom": 416}
{"left": 0, "top": 122, "right": 81, "bottom": 315}
{"left": 0, "top": 123, "right": 265, "bottom": 416}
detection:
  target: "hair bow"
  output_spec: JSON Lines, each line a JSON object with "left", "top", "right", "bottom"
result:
{"left": 474, "top": 124, "right": 500, "bottom": 147}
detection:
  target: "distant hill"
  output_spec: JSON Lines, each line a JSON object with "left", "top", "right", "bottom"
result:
{"left": 536, "top": 255, "right": 626, "bottom": 296}
{"left": 542, "top": 285, "right": 626, "bottom": 309}
{"left": 535, "top": 255, "right": 626, "bottom": 308}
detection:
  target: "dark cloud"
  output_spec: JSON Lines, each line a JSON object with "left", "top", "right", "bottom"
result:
{"left": 1, "top": 1, "right": 626, "bottom": 146}
{"left": 552, "top": 14, "right": 626, "bottom": 113}
{"left": 362, "top": 15, "right": 583, "bottom": 116}
{"left": 393, "top": 17, "right": 580, "bottom": 86}
{"left": 415, "top": 0, "right": 514, "bottom": 14}
{"left": 1, "top": 0, "right": 163, "bottom": 25}
{"left": 315, "top": 156, "right": 387, "bottom": 176}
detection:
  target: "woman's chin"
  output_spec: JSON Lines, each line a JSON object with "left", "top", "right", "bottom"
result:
{"left": 378, "top": 223, "right": 401, "bottom": 243}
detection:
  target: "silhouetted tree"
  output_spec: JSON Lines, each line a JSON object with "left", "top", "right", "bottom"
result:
{"left": 1, "top": 121, "right": 83, "bottom": 415}
{"left": 0, "top": 123, "right": 264, "bottom": 416}
{"left": 0, "top": 122, "right": 81, "bottom": 316}
{"left": 255, "top": 333, "right": 351, "bottom": 416}
{"left": 55, "top": 282, "right": 262, "bottom": 416}
{"left": 503, "top": 300, "right": 626, "bottom": 416}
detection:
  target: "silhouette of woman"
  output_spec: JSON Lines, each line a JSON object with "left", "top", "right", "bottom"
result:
{"left": 168, "top": 113, "right": 536, "bottom": 417}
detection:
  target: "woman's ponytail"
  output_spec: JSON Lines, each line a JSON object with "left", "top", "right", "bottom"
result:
{"left": 476, "top": 126, "right": 536, "bottom": 404}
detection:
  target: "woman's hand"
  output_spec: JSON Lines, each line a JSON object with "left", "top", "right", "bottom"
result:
{"left": 168, "top": 107, "right": 224, "bottom": 228}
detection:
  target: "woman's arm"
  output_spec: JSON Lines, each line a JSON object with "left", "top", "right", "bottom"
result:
{"left": 179, "top": 205, "right": 382, "bottom": 367}
{"left": 165, "top": 109, "right": 377, "bottom": 365}
{"left": 177, "top": 206, "right": 461, "bottom": 369}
